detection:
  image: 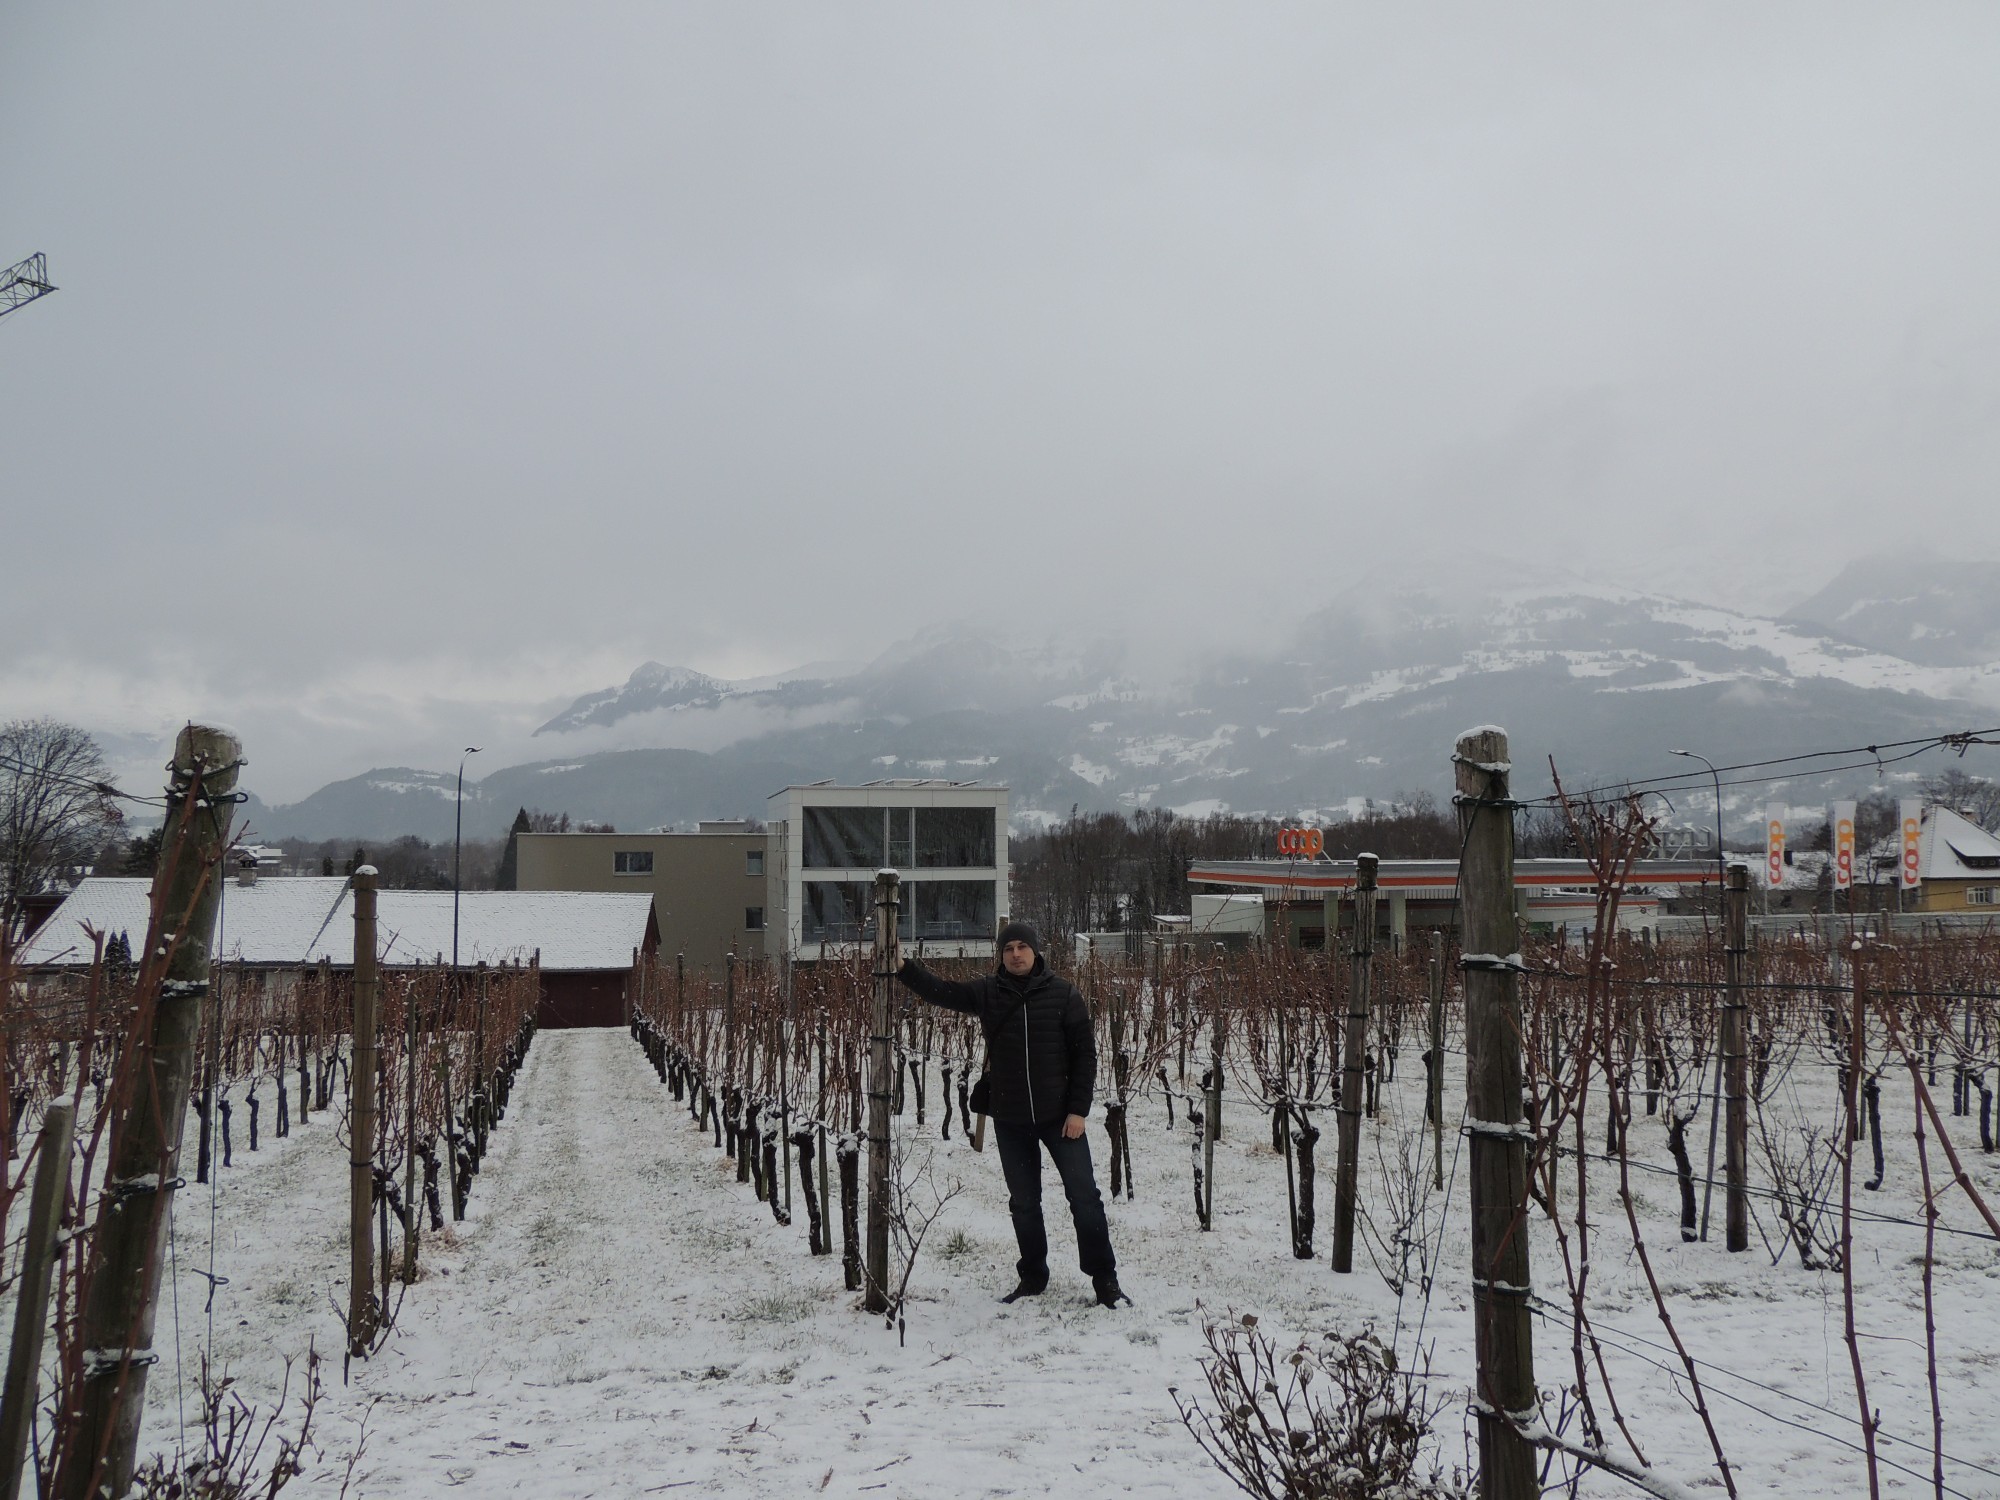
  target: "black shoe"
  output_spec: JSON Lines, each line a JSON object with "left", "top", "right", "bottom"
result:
{"left": 1000, "top": 1276, "right": 1048, "bottom": 1304}
{"left": 1093, "top": 1275, "right": 1129, "bottom": 1309}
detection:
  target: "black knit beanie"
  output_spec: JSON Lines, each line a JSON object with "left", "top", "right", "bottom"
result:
{"left": 996, "top": 920, "right": 1042, "bottom": 957}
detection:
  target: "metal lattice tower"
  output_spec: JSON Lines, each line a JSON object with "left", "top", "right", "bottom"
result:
{"left": 0, "top": 253, "right": 56, "bottom": 319}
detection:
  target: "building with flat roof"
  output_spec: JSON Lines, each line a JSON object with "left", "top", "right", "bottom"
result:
{"left": 17, "top": 876, "right": 657, "bottom": 1027}
{"left": 1186, "top": 855, "right": 1715, "bottom": 947}
{"left": 514, "top": 828, "right": 768, "bottom": 972}
{"left": 765, "top": 781, "right": 1008, "bottom": 962}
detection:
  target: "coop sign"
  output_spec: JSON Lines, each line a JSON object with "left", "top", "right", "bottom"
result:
{"left": 1276, "top": 827, "right": 1325, "bottom": 858}
{"left": 1831, "top": 800, "right": 1856, "bottom": 891}
{"left": 1900, "top": 798, "right": 1922, "bottom": 890}
{"left": 1764, "top": 807, "right": 1785, "bottom": 889}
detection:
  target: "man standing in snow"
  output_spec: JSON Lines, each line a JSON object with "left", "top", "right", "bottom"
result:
{"left": 895, "top": 921, "right": 1127, "bottom": 1308}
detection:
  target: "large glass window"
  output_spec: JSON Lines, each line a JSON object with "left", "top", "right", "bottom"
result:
{"left": 910, "top": 880, "right": 997, "bottom": 941}
{"left": 888, "top": 807, "right": 914, "bottom": 867}
{"left": 613, "top": 850, "right": 654, "bottom": 875}
{"left": 915, "top": 807, "right": 995, "bottom": 868}
{"left": 803, "top": 807, "right": 882, "bottom": 868}
{"left": 803, "top": 881, "right": 874, "bottom": 943}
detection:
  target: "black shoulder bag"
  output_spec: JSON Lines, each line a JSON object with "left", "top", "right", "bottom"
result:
{"left": 969, "top": 991, "right": 1029, "bottom": 1116}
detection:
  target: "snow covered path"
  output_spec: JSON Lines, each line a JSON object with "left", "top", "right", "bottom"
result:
{"left": 249, "top": 1028, "right": 1242, "bottom": 1498}
{"left": 115, "top": 1021, "right": 2000, "bottom": 1498}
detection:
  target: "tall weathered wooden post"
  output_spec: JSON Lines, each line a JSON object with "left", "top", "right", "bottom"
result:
{"left": 1723, "top": 863, "right": 1750, "bottom": 1252}
{"left": 1429, "top": 928, "right": 1446, "bottom": 1190}
{"left": 1331, "top": 853, "right": 1377, "bottom": 1272}
{"left": 349, "top": 866, "right": 380, "bottom": 1354}
{"left": 2, "top": 1104, "right": 74, "bottom": 1500}
{"left": 865, "top": 870, "right": 900, "bottom": 1313}
{"left": 61, "top": 725, "right": 241, "bottom": 1500}
{"left": 1454, "top": 727, "right": 1537, "bottom": 1500}
{"left": 402, "top": 947, "right": 420, "bottom": 1282}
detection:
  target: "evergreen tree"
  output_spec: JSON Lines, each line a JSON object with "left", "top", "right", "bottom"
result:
{"left": 119, "top": 826, "right": 164, "bottom": 876}
{"left": 495, "top": 807, "right": 532, "bottom": 891}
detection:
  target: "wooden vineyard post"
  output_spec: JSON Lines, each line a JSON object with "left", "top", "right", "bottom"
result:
{"left": 1332, "top": 853, "right": 1377, "bottom": 1272}
{"left": 2, "top": 1103, "right": 74, "bottom": 1500}
{"left": 402, "top": 959, "right": 419, "bottom": 1281}
{"left": 1429, "top": 928, "right": 1446, "bottom": 1191}
{"left": 349, "top": 867, "right": 380, "bottom": 1354}
{"left": 1201, "top": 998, "right": 1225, "bottom": 1227}
{"left": 60, "top": 725, "right": 242, "bottom": 1500}
{"left": 1454, "top": 726, "right": 1537, "bottom": 1500}
{"left": 865, "top": 871, "right": 900, "bottom": 1314}
{"left": 1723, "top": 863, "right": 1749, "bottom": 1252}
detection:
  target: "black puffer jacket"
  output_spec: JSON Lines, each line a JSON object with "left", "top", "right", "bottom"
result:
{"left": 896, "top": 954, "right": 1094, "bottom": 1127}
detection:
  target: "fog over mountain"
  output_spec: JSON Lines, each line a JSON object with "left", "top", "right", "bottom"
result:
{"left": 223, "top": 562, "right": 2000, "bottom": 845}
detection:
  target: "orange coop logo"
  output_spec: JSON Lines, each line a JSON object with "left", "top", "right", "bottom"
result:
{"left": 1900, "top": 799, "right": 1922, "bottom": 890}
{"left": 1831, "top": 801, "right": 1856, "bottom": 890}
{"left": 1276, "top": 827, "right": 1325, "bottom": 858}
{"left": 1765, "top": 811, "right": 1785, "bottom": 889}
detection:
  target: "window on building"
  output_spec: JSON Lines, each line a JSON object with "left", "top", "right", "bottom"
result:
{"left": 911, "top": 879, "right": 997, "bottom": 940}
{"left": 888, "top": 807, "right": 914, "bottom": 867}
{"left": 1970, "top": 887, "right": 1998, "bottom": 906}
{"left": 746, "top": 849, "right": 764, "bottom": 877}
{"left": 915, "top": 806, "right": 995, "bottom": 867}
{"left": 803, "top": 881, "right": 873, "bottom": 942}
{"left": 613, "top": 850, "right": 654, "bottom": 875}
{"left": 804, "top": 807, "right": 883, "bottom": 868}
{"left": 746, "top": 906, "right": 766, "bottom": 930}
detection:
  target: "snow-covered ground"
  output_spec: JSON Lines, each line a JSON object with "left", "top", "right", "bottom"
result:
{"left": 17, "top": 1025, "right": 2000, "bottom": 1497}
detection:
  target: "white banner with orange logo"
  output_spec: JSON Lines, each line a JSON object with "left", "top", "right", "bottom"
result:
{"left": 1899, "top": 799, "right": 1923, "bottom": 890}
{"left": 1831, "top": 800, "right": 1857, "bottom": 890}
{"left": 1765, "top": 806, "right": 1786, "bottom": 888}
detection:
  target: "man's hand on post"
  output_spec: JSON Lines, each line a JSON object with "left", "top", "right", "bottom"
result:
{"left": 1062, "top": 1114, "right": 1086, "bottom": 1140}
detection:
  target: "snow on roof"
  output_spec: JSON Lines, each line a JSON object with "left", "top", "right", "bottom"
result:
{"left": 1922, "top": 806, "right": 2000, "bottom": 879}
{"left": 16, "top": 877, "right": 653, "bottom": 972}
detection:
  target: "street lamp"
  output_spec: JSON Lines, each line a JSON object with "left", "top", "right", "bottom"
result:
{"left": 452, "top": 747, "right": 481, "bottom": 971}
{"left": 1669, "top": 748, "right": 1727, "bottom": 898}
{"left": 1671, "top": 746, "right": 1728, "bottom": 1243}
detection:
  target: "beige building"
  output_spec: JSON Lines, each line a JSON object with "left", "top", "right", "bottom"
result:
{"left": 515, "top": 822, "right": 768, "bottom": 972}
{"left": 1913, "top": 805, "right": 2000, "bottom": 913}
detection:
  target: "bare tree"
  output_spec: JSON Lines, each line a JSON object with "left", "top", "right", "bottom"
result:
{"left": 0, "top": 717, "right": 123, "bottom": 938}
{"left": 1921, "top": 768, "right": 2000, "bottom": 832}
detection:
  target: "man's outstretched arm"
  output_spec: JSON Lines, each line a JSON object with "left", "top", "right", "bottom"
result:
{"left": 894, "top": 957, "right": 983, "bottom": 1016}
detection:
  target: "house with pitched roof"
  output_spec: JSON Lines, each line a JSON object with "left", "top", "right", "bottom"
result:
{"left": 1914, "top": 805, "right": 2000, "bottom": 913}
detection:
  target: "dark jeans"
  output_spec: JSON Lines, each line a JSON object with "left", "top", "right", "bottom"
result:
{"left": 993, "top": 1118, "right": 1116, "bottom": 1282}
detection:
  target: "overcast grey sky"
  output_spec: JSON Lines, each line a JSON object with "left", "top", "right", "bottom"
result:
{"left": 6, "top": 5, "right": 2000, "bottom": 798}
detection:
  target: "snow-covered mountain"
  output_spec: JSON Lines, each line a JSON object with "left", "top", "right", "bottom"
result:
{"left": 1784, "top": 555, "right": 2000, "bottom": 669}
{"left": 247, "top": 572, "right": 2000, "bottom": 841}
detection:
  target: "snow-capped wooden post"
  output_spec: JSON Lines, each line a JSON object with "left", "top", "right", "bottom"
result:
{"left": 1724, "top": 863, "right": 1750, "bottom": 1252}
{"left": 1454, "top": 726, "right": 1536, "bottom": 1500}
{"left": 349, "top": 866, "right": 380, "bottom": 1355}
{"left": 1331, "top": 853, "right": 1377, "bottom": 1273}
{"left": 865, "top": 870, "right": 900, "bottom": 1314}
{"left": 61, "top": 725, "right": 241, "bottom": 1500}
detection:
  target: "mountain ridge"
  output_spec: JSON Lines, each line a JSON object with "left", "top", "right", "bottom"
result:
{"left": 242, "top": 572, "right": 2000, "bottom": 842}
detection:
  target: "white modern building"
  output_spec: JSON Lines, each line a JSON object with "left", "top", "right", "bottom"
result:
{"left": 765, "top": 781, "right": 1008, "bottom": 961}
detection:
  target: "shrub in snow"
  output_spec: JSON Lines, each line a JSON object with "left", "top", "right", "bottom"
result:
{"left": 1173, "top": 1314, "right": 1469, "bottom": 1500}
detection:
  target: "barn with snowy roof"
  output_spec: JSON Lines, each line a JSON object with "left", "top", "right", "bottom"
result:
{"left": 16, "top": 875, "right": 658, "bottom": 1027}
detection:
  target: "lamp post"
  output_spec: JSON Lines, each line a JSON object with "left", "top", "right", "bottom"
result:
{"left": 452, "top": 747, "right": 481, "bottom": 971}
{"left": 1671, "top": 746, "right": 1727, "bottom": 1242}
{"left": 1669, "top": 748, "right": 1727, "bottom": 898}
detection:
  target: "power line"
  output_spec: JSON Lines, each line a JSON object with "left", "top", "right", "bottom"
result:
{"left": 1517, "top": 727, "right": 2000, "bottom": 811}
